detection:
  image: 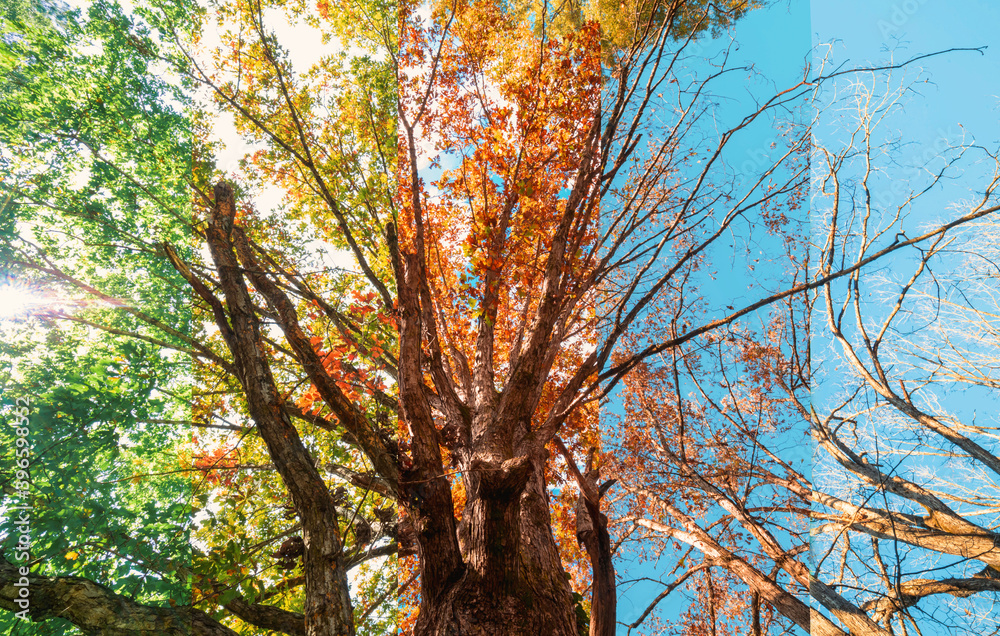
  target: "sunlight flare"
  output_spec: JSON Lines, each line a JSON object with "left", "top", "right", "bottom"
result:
{"left": 0, "top": 282, "right": 45, "bottom": 320}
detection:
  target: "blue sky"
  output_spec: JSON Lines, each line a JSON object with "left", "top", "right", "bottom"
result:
{"left": 813, "top": 0, "right": 999, "bottom": 146}
{"left": 610, "top": 1, "right": 999, "bottom": 633}
{"left": 610, "top": 2, "right": 812, "bottom": 630}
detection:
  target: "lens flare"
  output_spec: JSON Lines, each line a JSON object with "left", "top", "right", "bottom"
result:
{"left": 0, "top": 282, "right": 44, "bottom": 320}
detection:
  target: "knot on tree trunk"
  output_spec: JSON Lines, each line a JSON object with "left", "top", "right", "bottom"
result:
{"left": 471, "top": 454, "right": 533, "bottom": 497}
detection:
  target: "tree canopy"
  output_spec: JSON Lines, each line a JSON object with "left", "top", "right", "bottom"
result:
{"left": 1, "top": 0, "right": 998, "bottom": 635}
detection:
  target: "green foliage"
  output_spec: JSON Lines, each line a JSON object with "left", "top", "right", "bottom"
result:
{"left": 589, "top": 0, "right": 759, "bottom": 54}
{"left": 0, "top": 0, "right": 197, "bottom": 632}
{"left": 0, "top": 320, "right": 194, "bottom": 634}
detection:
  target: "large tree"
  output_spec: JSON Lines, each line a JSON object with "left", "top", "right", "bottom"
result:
{"left": 2, "top": 1, "right": 998, "bottom": 635}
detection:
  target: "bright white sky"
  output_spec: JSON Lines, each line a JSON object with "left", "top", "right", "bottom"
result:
{"left": 197, "top": 6, "right": 363, "bottom": 272}
{"left": 195, "top": 5, "right": 326, "bottom": 214}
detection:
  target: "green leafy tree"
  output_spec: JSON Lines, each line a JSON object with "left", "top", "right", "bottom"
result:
{"left": 1, "top": 1, "right": 201, "bottom": 633}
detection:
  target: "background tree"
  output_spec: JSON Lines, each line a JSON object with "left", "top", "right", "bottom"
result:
{"left": 4, "top": 0, "right": 404, "bottom": 632}
{"left": 807, "top": 59, "right": 1000, "bottom": 633}
{"left": 1, "top": 1, "right": 201, "bottom": 633}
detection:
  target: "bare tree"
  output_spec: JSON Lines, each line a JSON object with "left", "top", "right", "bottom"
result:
{"left": 614, "top": 60, "right": 1000, "bottom": 635}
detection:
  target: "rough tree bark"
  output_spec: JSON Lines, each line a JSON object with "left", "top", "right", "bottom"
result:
{"left": 394, "top": 174, "right": 584, "bottom": 633}
{"left": 0, "top": 554, "right": 237, "bottom": 636}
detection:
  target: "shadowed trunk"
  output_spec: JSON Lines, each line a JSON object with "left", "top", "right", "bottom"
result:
{"left": 411, "top": 454, "right": 578, "bottom": 636}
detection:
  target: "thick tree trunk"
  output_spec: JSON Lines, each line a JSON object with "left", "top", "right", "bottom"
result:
{"left": 413, "top": 456, "right": 578, "bottom": 636}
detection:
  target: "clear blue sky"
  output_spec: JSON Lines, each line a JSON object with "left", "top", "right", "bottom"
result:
{"left": 813, "top": 0, "right": 999, "bottom": 148}
{"left": 611, "top": 1, "right": 999, "bottom": 633}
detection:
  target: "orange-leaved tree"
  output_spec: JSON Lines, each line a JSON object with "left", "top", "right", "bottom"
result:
{"left": 396, "top": 0, "right": 603, "bottom": 631}
{"left": 392, "top": 0, "right": 818, "bottom": 632}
